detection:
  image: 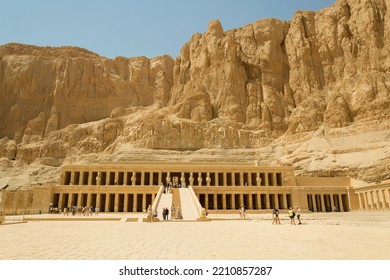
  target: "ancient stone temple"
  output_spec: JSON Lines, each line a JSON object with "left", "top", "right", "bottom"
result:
{"left": 1, "top": 161, "right": 373, "bottom": 218}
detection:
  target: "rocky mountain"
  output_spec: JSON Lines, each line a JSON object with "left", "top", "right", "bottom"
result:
{"left": 1, "top": 0, "right": 390, "bottom": 187}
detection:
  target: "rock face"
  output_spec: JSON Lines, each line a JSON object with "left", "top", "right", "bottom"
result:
{"left": 1, "top": 0, "right": 390, "bottom": 184}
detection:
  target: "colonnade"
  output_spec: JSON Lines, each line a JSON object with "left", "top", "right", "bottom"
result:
{"left": 197, "top": 192, "right": 293, "bottom": 210}
{"left": 62, "top": 170, "right": 285, "bottom": 187}
{"left": 356, "top": 188, "right": 390, "bottom": 210}
{"left": 52, "top": 191, "right": 157, "bottom": 213}
{"left": 306, "top": 193, "right": 349, "bottom": 212}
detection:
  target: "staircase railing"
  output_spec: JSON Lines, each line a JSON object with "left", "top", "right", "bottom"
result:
{"left": 188, "top": 185, "right": 203, "bottom": 219}
{"left": 151, "top": 185, "right": 165, "bottom": 214}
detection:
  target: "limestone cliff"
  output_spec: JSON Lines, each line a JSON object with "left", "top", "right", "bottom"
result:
{"left": 1, "top": 0, "right": 390, "bottom": 185}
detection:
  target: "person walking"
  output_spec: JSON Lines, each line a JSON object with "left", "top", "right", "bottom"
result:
{"left": 272, "top": 208, "right": 281, "bottom": 225}
{"left": 239, "top": 205, "right": 246, "bottom": 218}
{"left": 147, "top": 204, "right": 152, "bottom": 223}
{"left": 288, "top": 207, "right": 296, "bottom": 225}
{"left": 296, "top": 206, "right": 302, "bottom": 224}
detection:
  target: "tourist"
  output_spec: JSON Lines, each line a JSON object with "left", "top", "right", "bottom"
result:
{"left": 153, "top": 208, "right": 158, "bottom": 221}
{"left": 239, "top": 205, "right": 246, "bottom": 218}
{"left": 165, "top": 208, "right": 167, "bottom": 220}
{"left": 272, "top": 208, "right": 281, "bottom": 225}
{"left": 147, "top": 204, "right": 152, "bottom": 223}
{"left": 296, "top": 206, "right": 302, "bottom": 224}
{"left": 171, "top": 205, "right": 175, "bottom": 219}
{"left": 288, "top": 207, "right": 296, "bottom": 225}
{"left": 165, "top": 208, "right": 169, "bottom": 220}
{"left": 163, "top": 207, "right": 169, "bottom": 220}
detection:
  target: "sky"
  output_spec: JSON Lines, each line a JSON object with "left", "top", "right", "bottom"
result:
{"left": 1, "top": 0, "right": 335, "bottom": 59}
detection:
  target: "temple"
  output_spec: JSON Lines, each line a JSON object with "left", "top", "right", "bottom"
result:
{"left": 1, "top": 161, "right": 389, "bottom": 218}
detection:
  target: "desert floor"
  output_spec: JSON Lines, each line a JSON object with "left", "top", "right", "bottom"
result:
{"left": 0, "top": 211, "right": 389, "bottom": 260}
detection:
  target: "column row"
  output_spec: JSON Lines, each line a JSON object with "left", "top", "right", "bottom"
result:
{"left": 63, "top": 170, "right": 285, "bottom": 187}
{"left": 52, "top": 192, "right": 156, "bottom": 212}
{"left": 197, "top": 192, "right": 293, "bottom": 210}
{"left": 357, "top": 189, "right": 390, "bottom": 210}
{"left": 307, "top": 193, "right": 349, "bottom": 212}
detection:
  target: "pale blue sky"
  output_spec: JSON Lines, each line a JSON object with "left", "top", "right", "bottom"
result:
{"left": 1, "top": 0, "right": 335, "bottom": 58}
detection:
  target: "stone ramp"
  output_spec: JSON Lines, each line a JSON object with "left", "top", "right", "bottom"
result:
{"left": 179, "top": 188, "right": 200, "bottom": 221}
{"left": 157, "top": 193, "right": 173, "bottom": 220}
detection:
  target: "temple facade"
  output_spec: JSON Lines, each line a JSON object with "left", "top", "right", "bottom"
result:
{"left": 1, "top": 161, "right": 369, "bottom": 215}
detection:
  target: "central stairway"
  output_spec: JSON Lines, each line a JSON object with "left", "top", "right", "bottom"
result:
{"left": 157, "top": 192, "right": 173, "bottom": 220}
{"left": 150, "top": 185, "right": 208, "bottom": 222}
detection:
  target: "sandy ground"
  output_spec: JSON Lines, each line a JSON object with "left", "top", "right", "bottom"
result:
{"left": 0, "top": 211, "right": 389, "bottom": 260}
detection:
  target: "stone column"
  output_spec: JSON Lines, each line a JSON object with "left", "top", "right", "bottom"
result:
{"left": 96, "top": 193, "right": 101, "bottom": 209}
{"left": 330, "top": 194, "right": 335, "bottom": 212}
{"left": 320, "top": 195, "right": 325, "bottom": 212}
{"left": 373, "top": 191, "right": 378, "bottom": 209}
{"left": 181, "top": 173, "right": 186, "bottom": 187}
{"left": 380, "top": 189, "right": 387, "bottom": 209}
{"left": 282, "top": 194, "right": 287, "bottom": 209}
{"left": 70, "top": 172, "right": 75, "bottom": 185}
{"left": 368, "top": 191, "right": 374, "bottom": 209}
{"left": 198, "top": 173, "right": 203, "bottom": 187}
{"left": 312, "top": 195, "right": 317, "bottom": 212}
{"left": 362, "top": 192, "right": 368, "bottom": 210}
{"left": 358, "top": 193, "right": 363, "bottom": 210}
{"left": 88, "top": 172, "right": 93, "bottom": 186}
{"left": 113, "top": 193, "right": 118, "bottom": 212}
{"left": 239, "top": 194, "right": 244, "bottom": 208}
{"left": 124, "top": 194, "right": 129, "bottom": 212}
{"left": 376, "top": 190, "right": 382, "bottom": 209}
{"left": 215, "top": 172, "right": 219, "bottom": 187}
{"left": 205, "top": 193, "right": 209, "bottom": 210}
{"left": 142, "top": 194, "right": 147, "bottom": 212}
{"left": 86, "top": 193, "right": 91, "bottom": 207}
{"left": 222, "top": 194, "right": 227, "bottom": 210}
{"left": 273, "top": 173, "right": 277, "bottom": 187}
{"left": 206, "top": 173, "right": 211, "bottom": 187}
{"left": 265, "top": 193, "right": 270, "bottom": 209}
{"left": 58, "top": 193, "right": 64, "bottom": 209}
{"left": 213, "top": 193, "right": 218, "bottom": 210}
{"left": 248, "top": 173, "right": 252, "bottom": 186}
{"left": 240, "top": 173, "right": 244, "bottom": 187}
{"left": 257, "top": 194, "right": 261, "bottom": 210}
{"left": 105, "top": 194, "right": 110, "bottom": 212}
{"left": 96, "top": 172, "right": 101, "bottom": 186}
{"left": 256, "top": 173, "right": 261, "bottom": 187}
{"left": 76, "top": 192, "right": 82, "bottom": 207}
{"left": 115, "top": 172, "right": 119, "bottom": 185}
{"left": 231, "top": 194, "right": 236, "bottom": 209}
{"left": 275, "top": 193, "right": 279, "bottom": 209}
{"left": 248, "top": 193, "right": 253, "bottom": 210}
{"left": 133, "top": 194, "right": 138, "bottom": 212}
{"left": 385, "top": 189, "right": 390, "bottom": 209}
{"left": 264, "top": 173, "right": 269, "bottom": 186}
{"left": 223, "top": 172, "right": 227, "bottom": 187}
{"left": 339, "top": 194, "right": 344, "bottom": 212}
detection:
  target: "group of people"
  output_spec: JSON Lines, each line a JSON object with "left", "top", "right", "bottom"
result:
{"left": 61, "top": 206, "right": 100, "bottom": 216}
{"left": 147, "top": 204, "right": 183, "bottom": 222}
{"left": 272, "top": 207, "right": 301, "bottom": 225}
{"left": 162, "top": 182, "right": 187, "bottom": 194}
